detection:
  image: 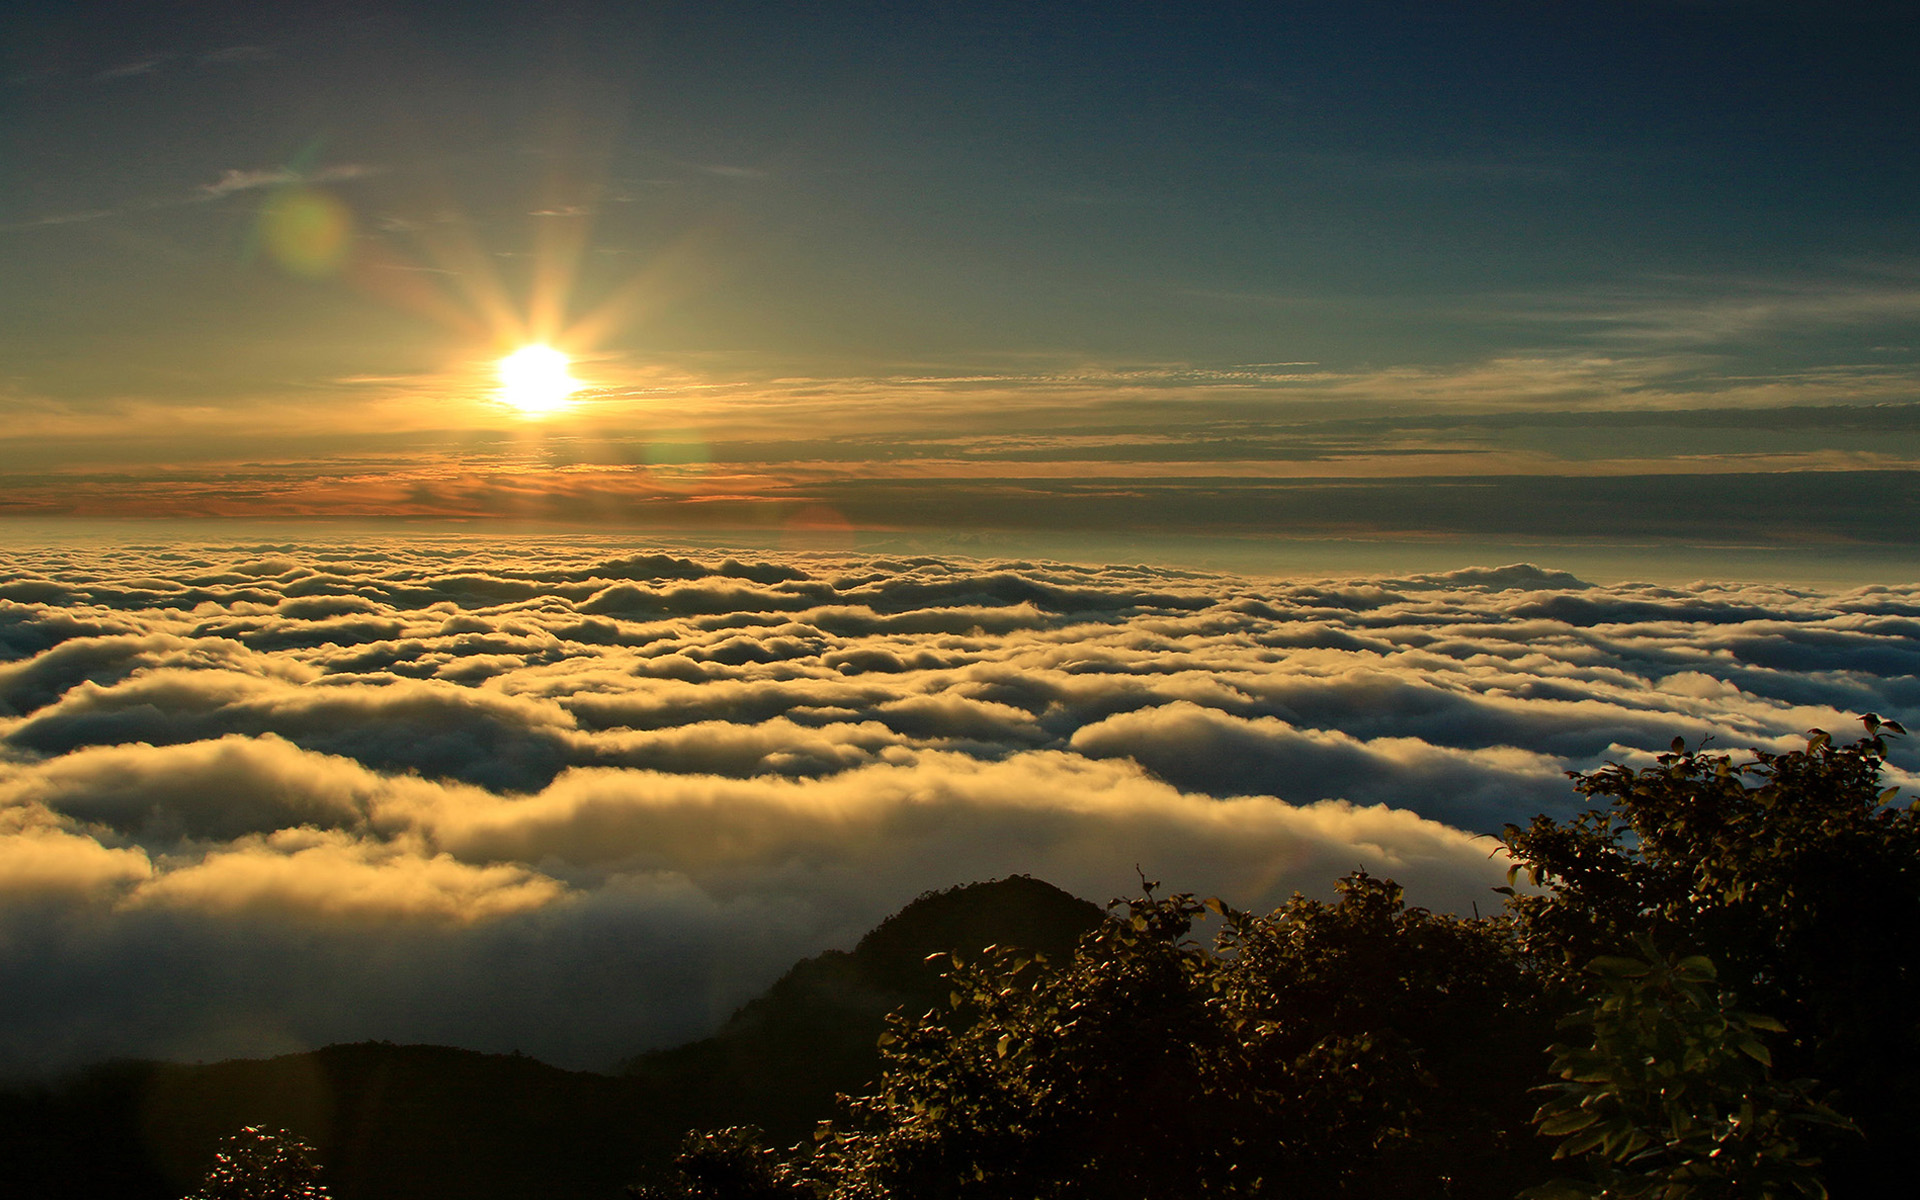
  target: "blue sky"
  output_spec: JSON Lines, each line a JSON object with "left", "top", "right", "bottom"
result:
{"left": 2, "top": 1, "right": 1917, "bottom": 551}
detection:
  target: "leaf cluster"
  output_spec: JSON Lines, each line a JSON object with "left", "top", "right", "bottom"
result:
{"left": 1524, "top": 939, "right": 1854, "bottom": 1200}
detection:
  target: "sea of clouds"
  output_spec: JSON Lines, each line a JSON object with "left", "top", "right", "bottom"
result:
{"left": 2, "top": 536, "right": 1916, "bottom": 1076}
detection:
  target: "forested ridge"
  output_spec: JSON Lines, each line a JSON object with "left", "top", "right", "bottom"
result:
{"left": 6, "top": 721, "right": 1915, "bottom": 1200}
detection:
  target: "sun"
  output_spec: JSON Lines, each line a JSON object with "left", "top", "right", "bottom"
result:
{"left": 496, "top": 345, "right": 578, "bottom": 415}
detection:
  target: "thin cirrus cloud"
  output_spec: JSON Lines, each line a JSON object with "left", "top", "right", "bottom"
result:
{"left": 0, "top": 161, "right": 378, "bottom": 236}
{"left": 90, "top": 55, "right": 171, "bottom": 82}
{"left": 3, "top": 355, "right": 1918, "bottom": 539}
{"left": 0, "top": 538, "right": 1915, "bottom": 1076}
{"left": 198, "top": 163, "right": 376, "bottom": 198}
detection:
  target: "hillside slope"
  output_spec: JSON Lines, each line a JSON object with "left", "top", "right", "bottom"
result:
{"left": 623, "top": 874, "right": 1102, "bottom": 1145}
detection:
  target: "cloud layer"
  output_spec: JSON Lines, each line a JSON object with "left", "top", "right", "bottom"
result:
{"left": 1, "top": 537, "right": 1914, "bottom": 1076}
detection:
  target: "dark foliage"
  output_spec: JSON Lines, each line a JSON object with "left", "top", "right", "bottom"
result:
{"left": 1522, "top": 942, "right": 1855, "bottom": 1200}
{"left": 185, "top": 1126, "right": 331, "bottom": 1200}
{"left": 630, "top": 1128, "right": 816, "bottom": 1200}
{"left": 626, "top": 877, "right": 1100, "bottom": 1146}
{"left": 1501, "top": 717, "right": 1920, "bottom": 1193}
{"left": 645, "top": 874, "right": 1554, "bottom": 1200}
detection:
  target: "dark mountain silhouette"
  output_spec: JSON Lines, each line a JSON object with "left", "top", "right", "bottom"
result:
{"left": 623, "top": 873, "right": 1102, "bottom": 1146}
{"left": 0, "top": 877, "right": 1101, "bottom": 1200}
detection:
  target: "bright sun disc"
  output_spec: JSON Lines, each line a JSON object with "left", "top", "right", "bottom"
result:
{"left": 497, "top": 345, "right": 577, "bottom": 415}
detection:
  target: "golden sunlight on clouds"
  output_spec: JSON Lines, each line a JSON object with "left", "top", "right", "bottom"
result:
{"left": 0, "top": 813, "right": 153, "bottom": 899}
{"left": 496, "top": 345, "right": 579, "bottom": 416}
{"left": 126, "top": 830, "right": 568, "bottom": 924}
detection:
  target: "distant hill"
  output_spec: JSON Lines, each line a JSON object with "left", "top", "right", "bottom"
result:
{"left": 622, "top": 874, "right": 1102, "bottom": 1146}
{"left": 0, "top": 877, "right": 1102, "bottom": 1200}
{"left": 0, "top": 1044, "right": 662, "bottom": 1200}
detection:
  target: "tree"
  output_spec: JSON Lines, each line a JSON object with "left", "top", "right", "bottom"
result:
{"left": 1501, "top": 717, "right": 1918, "bottom": 1193}
{"left": 184, "top": 1126, "right": 331, "bottom": 1200}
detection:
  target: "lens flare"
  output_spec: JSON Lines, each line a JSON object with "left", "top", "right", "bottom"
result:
{"left": 497, "top": 345, "right": 577, "bottom": 416}
{"left": 259, "top": 187, "right": 353, "bottom": 278}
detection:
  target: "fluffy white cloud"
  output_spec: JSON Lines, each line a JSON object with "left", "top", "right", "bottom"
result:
{"left": 0, "top": 805, "right": 151, "bottom": 900}
{"left": 0, "top": 536, "right": 1912, "bottom": 1076}
{"left": 1069, "top": 701, "right": 1572, "bottom": 826}
{"left": 126, "top": 828, "right": 567, "bottom": 923}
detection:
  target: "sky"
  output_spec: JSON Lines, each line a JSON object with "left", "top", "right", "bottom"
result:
{"left": 1, "top": 1, "right": 1917, "bottom": 558}
{"left": 3, "top": 5, "right": 1920, "bottom": 1077}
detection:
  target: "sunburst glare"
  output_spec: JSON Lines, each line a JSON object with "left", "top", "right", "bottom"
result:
{"left": 497, "top": 345, "right": 578, "bottom": 416}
